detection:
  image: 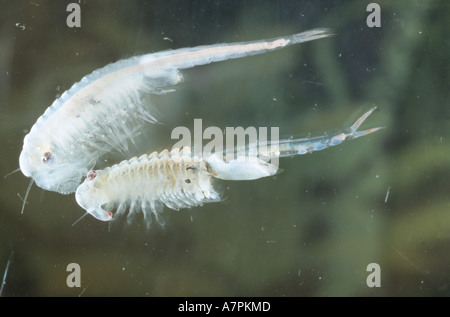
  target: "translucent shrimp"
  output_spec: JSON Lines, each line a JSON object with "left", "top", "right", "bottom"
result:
{"left": 19, "top": 28, "right": 333, "bottom": 195}
{"left": 75, "top": 107, "right": 382, "bottom": 227}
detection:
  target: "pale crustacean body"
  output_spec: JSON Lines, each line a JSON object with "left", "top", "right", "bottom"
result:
{"left": 75, "top": 107, "right": 382, "bottom": 228}
{"left": 19, "top": 28, "right": 333, "bottom": 198}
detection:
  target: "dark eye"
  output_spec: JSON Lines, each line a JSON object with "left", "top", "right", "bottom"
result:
{"left": 87, "top": 170, "right": 97, "bottom": 180}
{"left": 42, "top": 152, "right": 54, "bottom": 164}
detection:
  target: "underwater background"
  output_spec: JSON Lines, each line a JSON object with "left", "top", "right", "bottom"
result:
{"left": 0, "top": 0, "right": 449, "bottom": 296}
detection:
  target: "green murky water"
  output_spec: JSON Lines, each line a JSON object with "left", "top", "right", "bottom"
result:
{"left": 0, "top": 0, "right": 449, "bottom": 296}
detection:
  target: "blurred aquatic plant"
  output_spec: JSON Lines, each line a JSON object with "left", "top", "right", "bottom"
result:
{"left": 0, "top": 0, "right": 449, "bottom": 296}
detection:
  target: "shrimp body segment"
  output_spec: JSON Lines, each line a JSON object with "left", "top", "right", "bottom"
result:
{"left": 75, "top": 147, "right": 222, "bottom": 227}
{"left": 19, "top": 28, "right": 333, "bottom": 194}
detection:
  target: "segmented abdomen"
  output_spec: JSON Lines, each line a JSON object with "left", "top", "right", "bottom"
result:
{"left": 82, "top": 147, "right": 220, "bottom": 227}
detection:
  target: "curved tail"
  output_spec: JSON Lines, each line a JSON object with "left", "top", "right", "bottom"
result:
{"left": 262, "top": 106, "right": 384, "bottom": 158}
{"left": 140, "top": 28, "right": 334, "bottom": 71}
{"left": 206, "top": 107, "right": 383, "bottom": 181}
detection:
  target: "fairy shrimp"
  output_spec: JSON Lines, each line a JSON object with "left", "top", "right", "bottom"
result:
{"left": 75, "top": 107, "right": 383, "bottom": 227}
{"left": 18, "top": 28, "right": 333, "bottom": 198}
{"left": 75, "top": 147, "right": 221, "bottom": 227}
